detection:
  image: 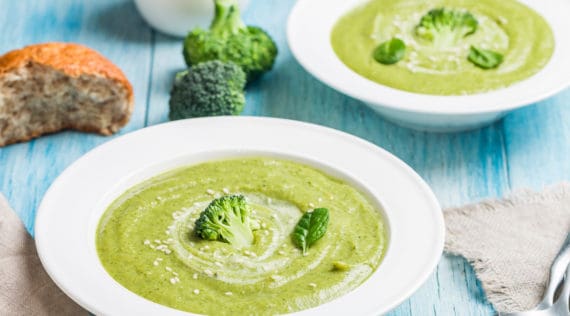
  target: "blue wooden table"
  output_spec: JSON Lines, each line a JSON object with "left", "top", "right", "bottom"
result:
{"left": 1, "top": 0, "right": 569, "bottom": 315}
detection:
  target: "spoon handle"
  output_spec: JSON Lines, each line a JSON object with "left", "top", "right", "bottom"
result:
{"left": 538, "top": 233, "right": 570, "bottom": 308}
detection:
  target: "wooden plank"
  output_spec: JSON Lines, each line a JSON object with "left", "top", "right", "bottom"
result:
{"left": 0, "top": 0, "right": 153, "bottom": 233}
{"left": 145, "top": 32, "right": 185, "bottom": 126}
{"left": 502, "top": 88, "right": 570, "bottom": 188}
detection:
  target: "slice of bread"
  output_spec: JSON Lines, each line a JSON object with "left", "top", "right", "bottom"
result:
{"left": 0, "top": 43, "right": 134, "bottom": 147}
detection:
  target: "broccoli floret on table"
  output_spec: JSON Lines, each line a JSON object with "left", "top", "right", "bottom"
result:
{"left": 415, "top": 8, "right": 478, "bottom": 49}
{"left": 168, "top": 60, "right": 246, "bottom": 120}
{"left": 194, "top": 195, "right": 258, "bottom": 248}
{"left": 183, "top": 0, "right": 278, "bottom": 82}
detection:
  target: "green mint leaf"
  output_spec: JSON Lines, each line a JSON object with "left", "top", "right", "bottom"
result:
{"left": 292, "top": 208, "right": 329, "bottom": 255}
{"left": 373, "top": 38, "right": 406, "bottom": 65}
{"left": 468, "top": 46, "right": 503, "bottom": 69}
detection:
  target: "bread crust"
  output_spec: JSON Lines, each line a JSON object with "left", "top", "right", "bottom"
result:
{"left": 0, "top": 43, "right": 134, "bottom": 146}
{"left": 0, "top": 43, "right": 133, "bottom": 98}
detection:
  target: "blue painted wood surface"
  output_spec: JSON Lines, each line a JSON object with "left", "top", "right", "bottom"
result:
{"left": 0, "top": 0, "right": 568, "bottom": 314}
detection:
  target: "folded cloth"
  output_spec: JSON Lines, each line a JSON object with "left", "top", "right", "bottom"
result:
{"left": 0, "top": 193, "right": 86, "bottom": 316}
{"left": 445, "top": 183, "right": 570, "bottom": 313}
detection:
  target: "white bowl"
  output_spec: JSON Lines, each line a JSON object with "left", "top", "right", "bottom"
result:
{"left": 35, "top": 117, "right": 444, "bottom": 315}
{"left": 134, "top": 0, "right": 250, "bottom": 37}
{"left": 287, "top": 0, "right": 570, "bottom": 132}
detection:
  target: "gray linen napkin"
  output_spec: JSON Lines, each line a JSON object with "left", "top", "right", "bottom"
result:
{"left": 445, "top": 183, "right": 570, "bottom": 312}
{"left": 0, "top": 193, "right": 86, "bottom": 316}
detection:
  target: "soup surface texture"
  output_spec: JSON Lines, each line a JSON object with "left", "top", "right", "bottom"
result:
{"left": 331, "top": 0, "right": 554, "bottom": 95}
{"left": 97, "top": 157, "right": 386, "bottom": 315}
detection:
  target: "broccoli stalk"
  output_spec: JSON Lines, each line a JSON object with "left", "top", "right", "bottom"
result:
{"left": 194, "top": 195, "right": 257, "bottom": 248}
{"left": 415, "top": 8, "right": 478, "bottom": 49}
{"left": 169, "top": 60, "right": 246, "bottom": 119}
{"left": 210, "top": 0, "right": 245, "bottom": 36}
{"left": 183, "top": 0, "right": 278, "bottom": 82}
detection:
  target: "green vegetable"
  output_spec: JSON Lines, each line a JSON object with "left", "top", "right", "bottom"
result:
{"left": 373, "top": 38, "right": 406, "bottom": 65}
{"left": 468, "top": 46, "right": 504, "bottom": 69}
{"left": 415, "top": 8, "right": 478, "bottom": 49}
{"left": 183, "top": 0, "right": 278, "bottom": 82}
{"left": 194, "top": 195, "right": 258, "bottom": 248}
{"left": 169, "top": 60, "right": 246, "bottom": 120}
{"left": 332, "top": 261, "right": 350, "bottom": 271}
{"left": 292, "top": 208, "right": 329, "bottom": 255}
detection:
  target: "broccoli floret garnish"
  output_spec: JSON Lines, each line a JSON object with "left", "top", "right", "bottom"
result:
{"left": 194, "top": 195, "right": 257, "bottom": 248}
{"left": 415, "top": 8, "right": 478, "bottom": 49}
{"left": 169, "top": 60, "right": 246, "bottom": 120}
{"left": 183, "top": 0, "right": 278, "bottom": 82}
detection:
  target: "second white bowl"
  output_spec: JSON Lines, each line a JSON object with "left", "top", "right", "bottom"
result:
{"left": 287, "top": 0, "right": 570, "bottom": 132}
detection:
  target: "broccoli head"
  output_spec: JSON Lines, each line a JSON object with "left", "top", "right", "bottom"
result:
{"left": 415, "top": 8, "right": 478, "bottom": 49}
{"left": 194, "top": 195, "right": 258, "bottom": 248}
{"left": 183, "top": 0, "right": 278, "bottom": 82}
{"left": 169, "top": 60, "right": 246, "bottom": 120}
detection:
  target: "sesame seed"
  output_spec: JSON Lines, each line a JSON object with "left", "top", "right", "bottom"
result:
{"left": 173, "top": 272, "right": 179, "bottom": 276}
{"left": 308, "top": 203, "right": 315, "bottom": 208}
{"left": 164, "top": 249, "right": 172, "bottom": 254}
{"left": 165, "top": 230, "right": 170, "bottom": 235}
{"left": 193, "top": 289, "right": 200, "bottom": 295}
{"left": 225, "top": 292, "right": 233, "bottom": 296}
{"left": 278, "top": 250, "right": 286, "bottom": 255}
{"left": 261, "top": 223, "right": 267, "bottom": 229}
{"left": 170, "top": 278, "right": 179, "bottom": 284}
{"left": 270, "top": 275, "right": 281, "bottom": 281}
{"left": 248, "top": 251, "right": 257, "bottom": 257}
{"left": 154, "top": 239, "right": 162, "bottom": 244}
{"left": 157, "top": 258, "right": 163, "bottom": 261}
{"left": 165, "top": 266, "right": 172, "bottom": 272}
{"left": 206, "top": 189, "right": 215, "bottom": 195}
{"left": 204, "top": 269, "right": 214, "bottom": 277}
{"left": 214, "top": 261, "right": 223, "bottom": 267}
{"left": 166, "top": 238, "right": 174, "bottom": 244}
{"left": 308, "top": 283, "right": 317, "bottom": 288}
{"left": 267, "top": 198, "right": 272, "bottom": 204}
{"left": 143, "top": 240, "right": 151, "bottom": 245}
{"left": 203, "top": 245, "right": 210, "bottom": 250}
{"left": 153, "top": 261, "right": 159, "bottom": 266}
{"left": 222, "top": 188, "right": 230, "bottom": 194}
{"left": 193, "top": 273, "right": 198, "bottom": 279}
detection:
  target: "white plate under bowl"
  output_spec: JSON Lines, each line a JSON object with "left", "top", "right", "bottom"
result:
{"left": 35, "top": 117, "right": 444, "bottom": 315}
{"left": 287, "top": 0, "right": 570, "bottom": 132}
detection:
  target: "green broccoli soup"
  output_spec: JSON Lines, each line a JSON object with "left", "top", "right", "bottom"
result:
{"left": 96, "top": 158, "right": 386, "bottom": 315}
{"left": 331, "top": 0, "right": 554, "bottom": 95}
